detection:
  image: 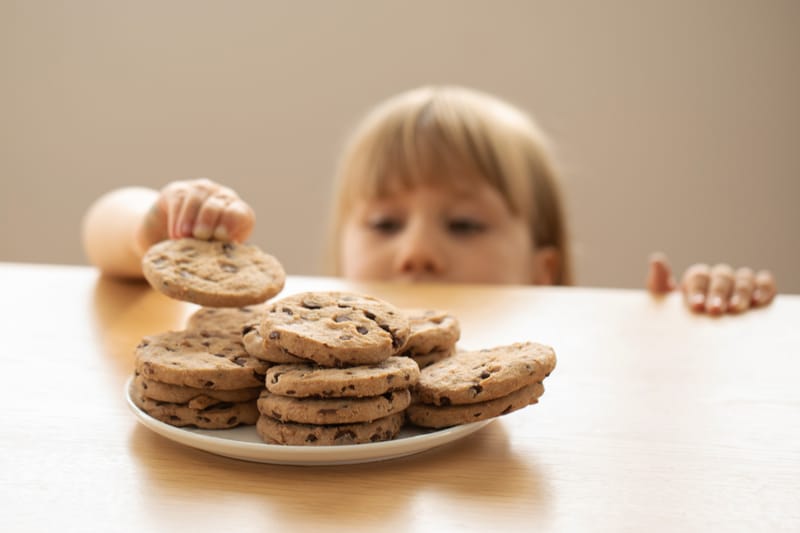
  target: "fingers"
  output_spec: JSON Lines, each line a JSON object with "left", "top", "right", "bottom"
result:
{"left": 156, "top": 178, "right": 255, "bottom": 243}
{"left": 646, "top": 252, "right": 676, "bottom": 294}
{"left": 729, "top": 268, "right": 755, "bottom": 313}
{"left": 753, "top": 270, "right": 777, "bottom": 307}
{"left": 219, "top": 200, "right": 255, "bottom": 242}
{"left": 681, "top": 262, "right": 777, "bottom": 315}
{"left": 681, "top": 263, "right": 711, "bottom": 312}
{"left": 704, "top": 264, "right": 734, "bottom": 315}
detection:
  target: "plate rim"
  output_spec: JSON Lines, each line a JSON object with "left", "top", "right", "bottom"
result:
{"left": 125, "top": 376, "right": 493, "bottom": 465}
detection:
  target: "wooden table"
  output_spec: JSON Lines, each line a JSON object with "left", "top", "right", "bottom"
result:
{"left": 1, "top": 263, "right": 798, "bottom": 532}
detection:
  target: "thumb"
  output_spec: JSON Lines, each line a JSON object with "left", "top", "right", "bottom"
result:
{"left": 647, "top": 252, "right": 676, "bottom": 294}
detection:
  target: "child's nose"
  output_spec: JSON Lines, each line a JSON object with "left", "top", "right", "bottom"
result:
{"left": 394, "top": 225, "right": 446, "bottom": 277}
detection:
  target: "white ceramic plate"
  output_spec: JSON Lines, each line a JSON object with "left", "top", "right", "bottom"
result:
{"left": 125, "top": 377, "right": 492, "bottom": 465}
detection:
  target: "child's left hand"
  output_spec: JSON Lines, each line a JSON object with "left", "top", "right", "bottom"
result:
{"left": 646, "top": 252, "right": 776, "bottom": 315}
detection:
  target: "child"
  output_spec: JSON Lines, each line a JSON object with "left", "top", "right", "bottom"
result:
{"left": 82, "top": 86, "right": 776, "bottom": 315}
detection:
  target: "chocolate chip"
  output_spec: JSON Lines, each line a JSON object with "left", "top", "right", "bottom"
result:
{"left": 242, "top": 324, "right": 255, "bottom": 335}
{"left": 334, "top": 429, "right": 356, "bottom": 442}
{"left": 220, "top": 263, "right": 238, "bottom": 273}
{"left": 356, "top": 326, "right": 368, "bottom": 335}
{"left": 282, "top": 307, "right": 293, "bottom": 315}
{"left": 305, "top": 434, "right": 318, "bottom": 442}
{"left": 480, "top": 371, "right": 491, "bottom": 379}
{"left": 269, "top": 331, "right": 280, "bottom": 340}
{"left": 302, "top": 300, "right": 322, "bottom": 310}
{"left": 285, "top": 389, "right": 296, "bottom": 395}
{"left": 334, "top": 314, "right": 350, "bottom": 322}
{"left": 470, "top": 385, "right": 483, "bottom": 396}
{"left": 339, "top": 334, "right": 352, "bottom": 340}
{"left": 233, "top": 357, "right": 248, "bottom": 367}
{"left": 439, "top": 396, "right": 451, "bottom": 406}
{"left": 203, "top": 380, "right": 215, "bottom": 388}
{"left": 206, "top": 402, "right": 233, "bottom": 411}
{"left": 363, "top": 310, "right": 376, "bottom": 320}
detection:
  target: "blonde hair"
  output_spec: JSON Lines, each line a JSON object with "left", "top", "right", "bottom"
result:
{"left": 327, "top": 86, "right": 573, "bottom": 285}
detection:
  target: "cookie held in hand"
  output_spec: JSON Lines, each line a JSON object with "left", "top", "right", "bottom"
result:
{"left": 142, "top": 238, "right": 285, "bottom": 307}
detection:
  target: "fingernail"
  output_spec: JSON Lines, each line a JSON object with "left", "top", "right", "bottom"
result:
{"left": 729, "top": 295, "right": 741, "bottom": 312}
{"left": 690, "top": 293, "right": 705, "bottom": 308}
{"left": 193, "top": 224, "right": 212, "bottom": 240}
{"left": 752, "top": 289, "right": 762, "bottom": 306}
{"left": 213, "top": 226, "right": 229, "bottom": 241}
{"left": 180, "top": 222, "right": 192, "bottom": 237}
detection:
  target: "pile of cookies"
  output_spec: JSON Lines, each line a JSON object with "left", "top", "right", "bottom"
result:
{"left": 129, "top": 238, "right": 557, "bottom": 445}
{"left": 252, "top": 291, "right": 418, "bottom": 445}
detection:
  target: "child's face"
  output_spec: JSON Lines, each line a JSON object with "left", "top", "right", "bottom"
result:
{"left": 340, "top": 181, "right": 536, "bottom": 284}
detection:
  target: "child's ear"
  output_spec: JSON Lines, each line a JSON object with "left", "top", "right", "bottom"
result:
{"left": 531, "top": 246, "right": 560, "bottom": 285}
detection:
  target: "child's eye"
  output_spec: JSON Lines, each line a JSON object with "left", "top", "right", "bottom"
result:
{"left": 447, "top": 218, "right": 487, "bottom": 235}
{"left": 368, "top": 217, "right": 403, "bottom": 235}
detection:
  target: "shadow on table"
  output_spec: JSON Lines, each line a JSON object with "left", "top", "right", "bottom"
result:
{"left": 128, "top": 418, "right": 551, "bottom": 527}
{"left": 91, "top": 275, "right": 190, "bottom": 374}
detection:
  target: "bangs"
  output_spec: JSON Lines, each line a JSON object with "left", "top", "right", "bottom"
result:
{"left": 337, "top": 93, "right": 523, "bottom": 213}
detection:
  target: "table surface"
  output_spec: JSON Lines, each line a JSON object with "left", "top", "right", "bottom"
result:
{"left": 1, "top": 262, "right": 798, "bottom": 532}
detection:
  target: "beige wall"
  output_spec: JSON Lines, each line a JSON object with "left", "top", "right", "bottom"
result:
{"left": 2, "top": 0, "right": 798, "bottom": 292}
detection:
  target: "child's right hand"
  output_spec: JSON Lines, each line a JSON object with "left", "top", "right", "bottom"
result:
{"left": 136, "top": 178, "right": 255, "bottom": 253}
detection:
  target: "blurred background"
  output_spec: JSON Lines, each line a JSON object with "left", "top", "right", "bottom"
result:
{"left": 2, "top": 0, "right": 798, "bottom": 291}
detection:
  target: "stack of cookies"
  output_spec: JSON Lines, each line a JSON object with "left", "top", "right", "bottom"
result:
{"left": 405, "top": 342, "right": 556, "bottom": 429}
{"left": 131, "top": 327, "right": 268, "bottom": 428}
{"left": 249, "top": 291, "right": 421, "bottom": 445}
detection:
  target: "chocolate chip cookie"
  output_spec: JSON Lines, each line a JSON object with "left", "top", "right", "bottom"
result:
{"left": 142, "top": 238, "right": 285, "bottom": 307}
{"left": 258, "top": 291, "right": 410, "bottom": 367}
{"left": 415, "top": 342, "right": 556, "bottom": 406}
{"left": 257, "top": 389, "right": 411, "bottom": 425}
{"left": 406, "top": 382, "right": 545, "bottom": 428}
{"left": 135, "top": 329, "right": 268, "bottom": 390}
{"left": 186, "top": 305, "right": 266, "bottom": 335}
{"left": 401, "top": 309, "right": 461, "bottom": 356}
{"left": 242, "top": 322, "right": 307, "bottom": 364}
{"left": 131, "top": 378, "right": 259, "bottom": 429}
{"left": 256, "top": 412, "right": 405, "bottom": 446}
{"left": 265, "top": 356, "right": 420, "bottom": 398}
{"left": 134, "top": 373, "right": 262, "bottom": 406}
